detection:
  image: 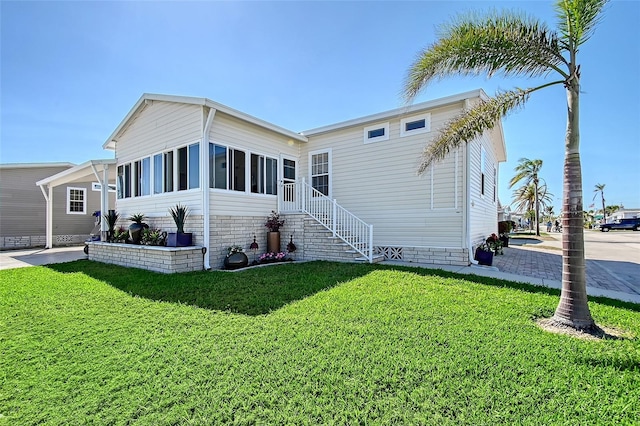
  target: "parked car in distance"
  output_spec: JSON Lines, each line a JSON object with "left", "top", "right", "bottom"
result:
{"left": 599, "top": 218, "right": 640, "bottom": 232}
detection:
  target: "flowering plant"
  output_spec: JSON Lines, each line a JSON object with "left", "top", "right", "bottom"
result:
{"left": 258, "top": 251, "right": 289, "bottom": 263}
{"left": 265, "top": 210, "right": 285, "bottom": 232}
{"left": 486, "top": 233, "right": 503, "bottom": 255}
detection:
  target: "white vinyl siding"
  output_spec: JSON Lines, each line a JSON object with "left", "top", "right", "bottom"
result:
{"left": 469, "top": 133, "right": 500, "bottom": 244}
{"left": 301, "top": 105, "right": 464, "bottom": 248}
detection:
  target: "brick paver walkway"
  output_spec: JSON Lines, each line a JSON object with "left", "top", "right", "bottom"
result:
{"left": 492, "top": 244, "right": 640, "bottom": 296}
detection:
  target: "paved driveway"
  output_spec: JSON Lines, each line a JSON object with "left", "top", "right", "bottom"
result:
{"left": 493, "top": 230, "right": 640, "bottom": 296}
{"left": 0, "top": 246, "right": 86, "bottom": 270}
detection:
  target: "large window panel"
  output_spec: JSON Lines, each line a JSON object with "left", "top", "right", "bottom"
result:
{"left": 164, "top": 151, "right": 174, "bottom": 192}
{"left": 251, "top": 154, "right": 265, "bottom": 194}
{"left": 124, "top": 164, "right": 131, "bottom": 198}
{"left": 266, "top": 157, "right": 277, "bottom": 195}
{"left": 229, "top": 149, "right": 246, "bottom": 192}
{"left": 188, "top": 143, "right": 199, "bottom": 189}
{"left": 178, "top": 147, "right": 188, "bottom": 191}
{"left": 141, "top": 157, "right": 150, "bottom": 196}
{"left": 153, "top": 154, "right": 163, "bottom": 194}
{"left": 66, "top": 187, "right": 86, "bottom": 214}
{"left": 210, "top": 143, "right": 227, "bottom": 189}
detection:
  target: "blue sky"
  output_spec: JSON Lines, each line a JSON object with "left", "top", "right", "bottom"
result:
{"left": 1, "top": 0, "right": 639, "bottom": 211}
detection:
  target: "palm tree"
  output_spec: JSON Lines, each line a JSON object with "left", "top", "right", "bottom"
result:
{"left": 511, "top": 183, "right": 553, "bottom": 230}
{"left": 509, "top": 158, "right": 544, "bottom": 236}
{"left": 544, "top": 206, "right": 555, "bottom": 221}
{"left": 403, "top": 0, "right": 608, "bottom": 331}
{"left": 593, "top": 183, "right": 606, "bottom": 223}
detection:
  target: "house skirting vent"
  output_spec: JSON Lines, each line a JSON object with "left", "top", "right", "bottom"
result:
{"left": 375, "top": 246, "right": 404, "bottom": 260}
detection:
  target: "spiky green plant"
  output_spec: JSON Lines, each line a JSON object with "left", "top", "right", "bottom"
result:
{"left": 404, "top": 0, "right": 609, "bottom": 331}
{"left": 169, "top": 204, "right": 189, "bottom": 234}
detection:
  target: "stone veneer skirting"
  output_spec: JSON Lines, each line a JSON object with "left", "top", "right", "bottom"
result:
{"left": 87, "top": 242, "right": 204, "bottom": 274}
{"left": 1, "top": 234, "right": 87, "bottom": 250}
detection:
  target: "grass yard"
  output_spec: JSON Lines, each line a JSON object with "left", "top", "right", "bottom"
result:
{"left": 1, "top": 260, "right": 639, "bottom": 425}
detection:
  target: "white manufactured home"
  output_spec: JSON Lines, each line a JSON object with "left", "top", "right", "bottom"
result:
{"left": 40, "top": 89, "right": 505, "bottom": 270}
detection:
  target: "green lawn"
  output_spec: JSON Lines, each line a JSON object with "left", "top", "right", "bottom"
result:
{"left": 1, "top": 260, "right": 639, "bottom": 425}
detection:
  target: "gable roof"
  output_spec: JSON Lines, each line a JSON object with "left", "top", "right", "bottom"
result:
{"left": 103, "top": 93, "right": 309, "bottom": 150}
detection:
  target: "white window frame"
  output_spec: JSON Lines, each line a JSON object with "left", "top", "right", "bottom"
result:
{"left": 309, "top": 149, "right": 332, "bottom": 197}
{"left": 66, "top": 187, "right": 87, "bottom": 215}
{"left": 363, "top": 122, "right": 389, "bottom": 144}
{"left": 400, "top": 113, "right": 431, "bottom": 137}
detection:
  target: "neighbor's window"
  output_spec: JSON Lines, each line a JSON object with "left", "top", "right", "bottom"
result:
{"left": 400, "top": 113, "right": 431, "bottom": 137}
{"left": 67, "top": 187, "right": 86, "bottom": 214}
{"left": 363, "top": 122, "right": 389, "bottom": 144}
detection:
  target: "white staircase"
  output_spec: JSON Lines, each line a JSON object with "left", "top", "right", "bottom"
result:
{"left": 279, "top": 179, "right": 381, "bottom": 263}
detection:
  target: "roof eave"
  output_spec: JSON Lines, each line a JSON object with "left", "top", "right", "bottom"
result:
{"left": 301, "top": 89, "right": 488, "bottom": 136}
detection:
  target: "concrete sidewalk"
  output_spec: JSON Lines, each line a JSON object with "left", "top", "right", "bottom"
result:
{"left": 0, "top": 246, "right": 87, "bottom": 270}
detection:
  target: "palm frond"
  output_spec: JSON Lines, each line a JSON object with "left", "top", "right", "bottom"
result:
{"left": 404, "top": 12, "right": 566, "bottom": 101}
{"left": 556, "top": 0, "right": 608, "bottom": 49}
{"left": 417, "top": 88, "right": 532, "bottom": 175}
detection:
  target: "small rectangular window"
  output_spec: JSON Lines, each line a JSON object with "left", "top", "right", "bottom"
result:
{"left": 67, "top": 187, "right": 86, "bottom": 214}
{"left": 405, "top": 119, "right": 425, "bottom": 131}
{"left": 400, "top": 113, "right": 431, "bottom": 137}
{"left": 364, "top": 122, "right": 389, "bottom": 143}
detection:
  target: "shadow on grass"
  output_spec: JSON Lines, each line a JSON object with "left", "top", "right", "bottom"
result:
{"left": 47, "top": 260, "right": 376, "bottom": 316}
{"left": 47, "top": 259, "right": 640, "bottom": 316}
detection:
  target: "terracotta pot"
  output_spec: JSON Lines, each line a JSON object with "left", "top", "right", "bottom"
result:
{"left": 267, "top": 231, "right": 281, "bottom": 253}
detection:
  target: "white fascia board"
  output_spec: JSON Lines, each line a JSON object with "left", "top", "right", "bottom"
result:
{"left": 35, "top": 159, "right": 117, "bottom": 187}
{"left": 0, "top": 162, "right": 76, "bottom": 169}
{"left": 103, "top": 93, "right": 308, "bottom": 150}
{"left": 301, "top": 89, "right": 488, "bottom": 136}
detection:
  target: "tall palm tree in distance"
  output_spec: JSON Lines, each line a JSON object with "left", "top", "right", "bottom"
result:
{"left": 593, "top": 183, "right": 606, "bottom": 223}
{"left": 509, "top": 158, "right": 544, "bottom": 236}
{"left": 511, "top": 182, "right": 553, "bottom": 230}
{"left": 404, "top": 0, "right": 608, "bottom": 331}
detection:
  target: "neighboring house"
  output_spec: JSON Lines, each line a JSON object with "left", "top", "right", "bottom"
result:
{"left": 609, "top": 209, "right": 640, "bottom": 221}
{"left": 0, "top": 163, "right": 112, "bottom": 249}
{"left": 41, "top": 89, "right": 506, "bottom": 269}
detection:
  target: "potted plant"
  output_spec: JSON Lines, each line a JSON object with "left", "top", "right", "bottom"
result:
{"left": 265, "top": 210, "right": 284, "bottom": 253}
{"left": 167, "top": 204, "right": 193, "bottom": 247}
{"left": 474, "top": 242, "right": 494, "bottom": 266}
{"left": 486, "top": 233, "right": 503, "bottom": 255}
{"left": 224, "top": 245, "right": 248, "bottom": 270}
{"left": 128, "top": 213, "right": 148, "bottom": 245}
{"left": 105, "top": 210, "right": 119, "bottom": 242}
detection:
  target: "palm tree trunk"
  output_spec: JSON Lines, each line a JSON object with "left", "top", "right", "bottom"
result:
{"left": 535, "top": 179, "right": 540, "bottom": 236}
{"left": 552, "top": 74, "right": 595, "bottom": 330}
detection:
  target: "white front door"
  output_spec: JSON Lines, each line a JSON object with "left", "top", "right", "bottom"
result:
{"left": 280, "top": 155, "right": 297, "bottom": 211}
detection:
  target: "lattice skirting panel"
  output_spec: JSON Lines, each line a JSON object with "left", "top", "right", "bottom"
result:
{"left": 375, "top": 246, "right": 404, "bottom": 260}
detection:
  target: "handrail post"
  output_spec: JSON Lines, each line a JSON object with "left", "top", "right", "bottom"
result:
{"left": 369, "top": 224, "right": 374, "bottom": 263}
{"left": 332, "top": 199, "right": 337, "bottom": 237}
{"left": 301, "top": 178, "right": 306, "bottom": 213}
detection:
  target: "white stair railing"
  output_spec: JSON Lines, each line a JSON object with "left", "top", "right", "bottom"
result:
{"left": 279, "top": 178, "right": 374, "bottom": 263}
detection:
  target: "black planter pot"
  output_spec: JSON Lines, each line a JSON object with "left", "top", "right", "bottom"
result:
{"left": 500, "top": 235, "right": 509, "bottom": 247}
{"left": 475, "top": 247, "right": 494, "bottom": 266}
{"left": 224, "top": 252, "right": 249, "bottom": 270}
{"left": 167, "top": 232, "right": 193, "bottom": 247}
{"left": 128, "top": 223, "right": 148, "bottom": 245}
